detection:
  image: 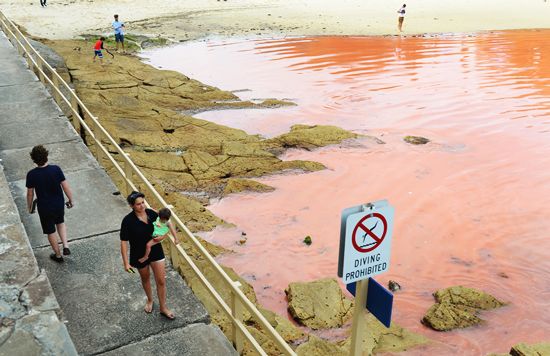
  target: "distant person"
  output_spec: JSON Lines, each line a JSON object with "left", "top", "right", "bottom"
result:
{"left": 26, "top": 145, "right": 74, "bottom": 263}
{"left": 93, "top": 36, "right": 105, "bottom": 64}
{"left": 112, "top": 14, "right": 125, "bottom": 53}
{"left": 40, "top": 0, "right": 47, "bottom": 7}
{"left": 120, "top": 191, "right": 177, "bottom": 320}
{"left": 138, "top": 208, "right": 178, "bottom": 263}
{"left": 397, "top": 4, "right": 406, "bottom": 32}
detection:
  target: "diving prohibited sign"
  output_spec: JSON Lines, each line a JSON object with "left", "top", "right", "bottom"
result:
{"left": 338, "top": 200, "right": 394, "bottom": 284}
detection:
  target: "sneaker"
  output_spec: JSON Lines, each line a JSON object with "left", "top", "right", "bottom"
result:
{"left": 50, "top": 253, "right": 64, "bottom": 263}
{"left": 63, "top": 247, "right": 71, "bottom": 256}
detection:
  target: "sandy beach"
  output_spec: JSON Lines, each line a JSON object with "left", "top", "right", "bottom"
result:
{"left": 1, "top": 0, "right": 549, "bottom": 41}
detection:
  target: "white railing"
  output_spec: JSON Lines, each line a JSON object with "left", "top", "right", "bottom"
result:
{"left": 0, "top": 11, "right": 296, "bottom": 356}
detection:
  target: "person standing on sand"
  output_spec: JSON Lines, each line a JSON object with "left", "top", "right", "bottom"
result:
{"left": 112, "top": 14, "right": 125, "bottom": 53}
{"left": 40, "top": 0, "right": 47, "bottom": 7}
{"left": 397, "top": 4, "right": 406, "bottom": 32}
{"left": 26, "top": 145, "right": 74, "bottom": 263}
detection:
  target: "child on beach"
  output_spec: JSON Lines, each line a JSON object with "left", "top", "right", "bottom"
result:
{"left": 93, "top": 37, "right": 105, "bottom": 63}
{"left": 138, "top": 208, "right": 179, "bottom": 263}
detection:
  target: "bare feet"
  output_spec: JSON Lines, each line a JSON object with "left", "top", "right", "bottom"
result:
{"left": 159, "top": 308, "right": 175, "bottom": 320}
{"left": 144, "top": 300, "right": 153, "bottom": 313}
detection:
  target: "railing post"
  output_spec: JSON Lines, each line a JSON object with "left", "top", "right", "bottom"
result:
{"left": 13, "top": 32, "right": 22, "bottom": 55}
{"left": 69, "top": 89, "right": 81, "bottom": 131}
{"left": 36, "top": 57, "right": 45, "bottom": 82}
{"left": 51, "top": 69, "right": 61, "bottom": 104}
{"left": 124, "top": 153, "right": 133, "bottom": 196}
{"left": 23, "top": 41, "right": 32, "bottom": 68}
{"left": 92, "top": 117, "right": 104, "bottom": 164}
{"left": 231, "top": 281, "right": 245, "bottom": 353}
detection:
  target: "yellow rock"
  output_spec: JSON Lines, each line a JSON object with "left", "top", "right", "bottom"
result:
{"left": 286, "top": 278, "right": 353, "bottom": 329}
{"left": 422, "top": 286, "right": 506, "bottom": 331}
{"left": 510, "top": 341, "right": 550, "bottom": 356}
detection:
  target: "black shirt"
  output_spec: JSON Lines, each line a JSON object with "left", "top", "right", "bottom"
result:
{"left": 120, "top": 209, "right": 163, "bottom": 266}
{"left": 26, "top": 165, "right": 66, "bottom": 211}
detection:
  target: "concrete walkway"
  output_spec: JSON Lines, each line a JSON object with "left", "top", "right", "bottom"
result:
{"left": 0, "top": 31, "right": 236, "bottom": 355}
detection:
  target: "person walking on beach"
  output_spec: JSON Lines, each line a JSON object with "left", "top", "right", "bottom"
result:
{"left": 397, "top": 4, "right": 406, "bottom": 32}
{"left": 120, "top": 191, "right": 177, "bottom": 320}
{"left": 26, "top": 145, "right": 74, "bottom": 263}
{"left": 112, "top": 14, "right": 125, "bottom": 53}
{"left": 40, "top": 0, "right": 47, "bottom": 7}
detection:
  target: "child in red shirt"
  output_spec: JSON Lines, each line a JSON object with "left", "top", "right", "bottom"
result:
{"left": 93, "top": 37, "right": 105, "bottom": 63}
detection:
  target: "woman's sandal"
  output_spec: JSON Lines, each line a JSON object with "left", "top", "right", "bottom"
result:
{"left": 160, "top": 311, "right": 176, "bottom": 320}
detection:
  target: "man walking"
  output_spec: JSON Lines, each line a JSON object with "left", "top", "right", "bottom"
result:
{"left": 397, "top": 4, "right": 406, "bottom": 32}
{"left": 40, "top": 0, "right": 47, "bottom": 7}
{"left": 112, "top": 14, "right": 126, "bottom": 53}
{"left": 26, "top": 145, "right": 74, "bottom": 262}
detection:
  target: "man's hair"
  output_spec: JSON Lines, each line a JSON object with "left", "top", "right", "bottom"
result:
{"left": 30, "top": 145, "right": 48, "bottom": 166}
{"left": 100, "top": 36, "right": 105, "bottom": 41}
{"left": 158, "top": 208, "right": 172, "bottom": 221}
{"left": 114, "top": 14, "right": 118, "bottom": 18}
{"left": 403, "top": 4, "right": 406, "bottom": 7}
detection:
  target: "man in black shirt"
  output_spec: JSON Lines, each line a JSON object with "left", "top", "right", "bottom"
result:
{"left": 26, "top": 145, "right": 74, "bottom": 262}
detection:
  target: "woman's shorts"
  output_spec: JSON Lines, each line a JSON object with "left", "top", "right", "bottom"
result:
{"left": 115, "top": 33, "right": 124, "bottom": 43}
{"left": 94, "top": 50, "right": 103, "bottom": 58}
{"left": 130, "top": 244, "right": 165, "bottom": 269}
{"left": 38, "top": 207, "right": 64, "bottom": 234}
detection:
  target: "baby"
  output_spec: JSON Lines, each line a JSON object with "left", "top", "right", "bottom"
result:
{"left": 138, "top": 208, "right": 177, "bottom": 263}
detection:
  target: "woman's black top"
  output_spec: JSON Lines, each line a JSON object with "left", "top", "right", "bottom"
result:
{"left": 120, "top": 208, "right": 165, "bottom": 268}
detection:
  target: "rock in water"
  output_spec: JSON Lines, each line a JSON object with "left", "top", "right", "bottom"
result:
{"left": 303, "top": 236, "right": 312, "bottom": 245}
{"left": 422, "top": 286, "right": 506, "bottom": 331}
{"left": 388, "top": 280, "right": 401, "bottom": 292}
{"left": 404, "top": 136, "right": 430, "bottom": 145}
{"left": 286, "top": 278, "right": 353, "bottom": 329}
{"left": 510, "top": 341, "right": 550, "bottom": 356}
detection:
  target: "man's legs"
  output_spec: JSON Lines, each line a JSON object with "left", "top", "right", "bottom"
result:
{"left": 56, "top": 222, "right": 69, "bottom": 249}
{"left": 138, "top": 266, "right": 154, "bottom": 313}
{"left": 47, "top": 233, "right": 61, "bottom": 257}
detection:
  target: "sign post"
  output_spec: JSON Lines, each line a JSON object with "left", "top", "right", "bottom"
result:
{"left": 349, "top": 278, "right": 369, "bottom": 356}
{"left": 338, "top": 200, "right": 395, "bottom": 356}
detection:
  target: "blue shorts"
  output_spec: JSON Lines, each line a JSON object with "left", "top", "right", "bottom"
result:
{"left": 115, "top": 33, "right": 124, "bottom": 43}
{"left": 94, "top": 50, "right": 103, "bottom": 58}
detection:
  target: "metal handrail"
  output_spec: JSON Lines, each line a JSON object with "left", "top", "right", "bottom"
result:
{"left": 0, "top": 11, "right": 295, "bottom": 356}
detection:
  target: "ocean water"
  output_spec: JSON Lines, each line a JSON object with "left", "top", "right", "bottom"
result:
{"left": 142, "top": 30, "right": 550, "bottom": 354}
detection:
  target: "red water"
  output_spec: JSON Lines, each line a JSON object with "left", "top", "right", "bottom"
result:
{"left": 143, "top": 31, "right": 550, "bottom": 354}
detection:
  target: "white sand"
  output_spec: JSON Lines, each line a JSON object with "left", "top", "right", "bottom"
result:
{"left": 0, "top": 0, "right": 549, "bottom": 40}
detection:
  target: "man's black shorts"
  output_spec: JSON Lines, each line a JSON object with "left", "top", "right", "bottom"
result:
{"left": 38, "top": 208, "right": 64, "bottom": 234}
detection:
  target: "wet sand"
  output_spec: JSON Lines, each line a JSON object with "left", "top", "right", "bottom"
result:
{"left": 143, "top": 30, "right": 550, "bottom": 353}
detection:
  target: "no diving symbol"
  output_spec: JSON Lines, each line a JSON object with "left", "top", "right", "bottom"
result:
{"left": 351, "top": 213, "right": 388, "bottom": 253}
